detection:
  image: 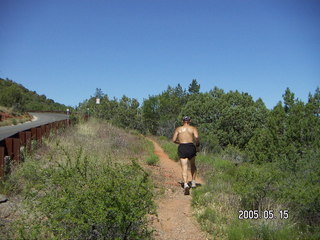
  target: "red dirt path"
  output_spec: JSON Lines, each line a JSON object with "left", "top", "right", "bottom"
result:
{"left": 146, "top": 138, "right": 208, "bottom": 240}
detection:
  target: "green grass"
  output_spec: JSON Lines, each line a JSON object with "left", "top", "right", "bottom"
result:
{"left": 156, "top": 136, "right": 179, "bottom": 161}
{"left": 144, "top": 138, "right": 159, "bottom": 166}
{"left": 146, "top": 154, "right": 159, "bottom": 166}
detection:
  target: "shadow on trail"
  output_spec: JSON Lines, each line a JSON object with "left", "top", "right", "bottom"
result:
{"left": 178, "top": 181, "right": 202, "bottom": 188}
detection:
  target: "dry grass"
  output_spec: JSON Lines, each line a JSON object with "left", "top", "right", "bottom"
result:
{"left": 0, "top": 106, "right": 14, "bottom": 114}
{"left": 0, "top": 106, "right": 32, "bottom": 126}
{"left": 0, "top": 115, "right": 32, "bottom": 127}
{"left": 0, "top": 119, "right": 154, "bottom": 239}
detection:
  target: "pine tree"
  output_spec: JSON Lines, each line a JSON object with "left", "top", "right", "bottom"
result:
{"left": 188, "top": 79, "right": 200, "bottom": 94}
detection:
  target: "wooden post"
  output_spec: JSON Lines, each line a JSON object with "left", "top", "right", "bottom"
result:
{"left": 13, "top": 138, "right": 20, "bottom": 163}
{"left": 25, "top": 131, "right": 32, "bottom": 151}
{"left": 36, "top": 128, "right": 42, "bottom": 145}
{"left": 0, "top": 146, "right": 4, "bottom": 178}
{"left": 47, "top": 124, "right": 51, "bottom": 137}
{"left": 31, "top": 128, "right": 37, "bottom": 140}
{"left": 41, "top": 125, "right": 46, "bottom": 137}
{"left": 53, "top": 122, "right": 57, "bottom": 134}
{"left": 19, "top": 132, "right": 26, "bottom": 146}
{"left": 46, "top": 124, "right": 50, "bottom": 137}
{"left": 5, "top": 138, "right": 13, "bottom": 159}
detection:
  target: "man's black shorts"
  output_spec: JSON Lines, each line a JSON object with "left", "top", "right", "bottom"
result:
{"left": 178, "top": 143, "right": 197, "bottom": 159}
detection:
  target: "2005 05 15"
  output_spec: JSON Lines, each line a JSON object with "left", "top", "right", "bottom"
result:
{"left": 238, "top": 210, "right": 289, "bottom": 220}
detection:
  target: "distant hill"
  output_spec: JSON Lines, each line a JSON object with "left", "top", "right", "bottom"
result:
{"left": 0, "top": 78, "right": 69, "bottom": 112}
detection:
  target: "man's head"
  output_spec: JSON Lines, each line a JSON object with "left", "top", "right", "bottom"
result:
{"left": 182, "top": 116, "right": 191, "bottom": 124}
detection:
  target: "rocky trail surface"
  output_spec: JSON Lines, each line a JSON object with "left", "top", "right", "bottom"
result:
{"left": 146, "top": 138, "right": 208, "bottom": 240}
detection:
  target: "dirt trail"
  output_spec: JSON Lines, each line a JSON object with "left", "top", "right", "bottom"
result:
{"left": 147, "top": 138, "right": 208, "bottom": 240}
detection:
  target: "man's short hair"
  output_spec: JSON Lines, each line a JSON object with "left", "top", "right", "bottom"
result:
{"left": 182, "top": 116, "right": 191, "bottom": 122}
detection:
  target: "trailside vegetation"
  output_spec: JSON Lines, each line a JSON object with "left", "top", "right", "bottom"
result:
{"left": 78, "top": 80, "right": 320, "bottom": 239}
{"left": 0, "top": 119, "right": 155, "bottom": 239}
{"left": 0, "top": 78, "right": 69, "bottom": 112}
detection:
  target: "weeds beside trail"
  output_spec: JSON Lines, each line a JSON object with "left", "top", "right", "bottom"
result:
{"left": 0, "top": 119, "right": 155, "bottom": 239}
{"left": 145, "top": 139, "right": 159, "bottom": 166}
{"left": 156, "top": 137, "right": 320, "bottom": 240}
{"left": 156, "top": 136, "right": 179, "bottom": 161}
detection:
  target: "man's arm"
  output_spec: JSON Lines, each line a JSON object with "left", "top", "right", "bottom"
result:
{"left": 193, "top": 127, "right": 200, "bottom": 147}
{"left": 172, "top": 128, "right": 179, "bottom": 144}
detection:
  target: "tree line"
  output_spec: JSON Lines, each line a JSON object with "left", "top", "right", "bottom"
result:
{"left": 78, "top": 79, "right": 319, "bottom": 160}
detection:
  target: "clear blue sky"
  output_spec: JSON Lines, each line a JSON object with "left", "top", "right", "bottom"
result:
{"left": 1, "top": 0, "right": 319, "bottom": 109}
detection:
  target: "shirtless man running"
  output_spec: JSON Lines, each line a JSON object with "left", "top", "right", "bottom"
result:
{"left": 172, "top": 116, "right": 199, "bottom": 195}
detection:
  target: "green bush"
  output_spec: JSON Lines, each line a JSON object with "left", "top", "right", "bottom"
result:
{"left": 15, "top": 152, "right": 155, "bottom": 239}
{"left": 1, "top": 121, "right": 156, "bottom": 239}
{"left": 233, "top": 163, "right": 281, "bottom": 209}
{"left": 192, "top": 154, "right": 306, "bottom": 239}
{"left": 198, "top": 133, "right": 222, "bottom": 153}
{"left": 278, "top": 151, "right": 320, "bottom": 226}
{"left": 11, "top": 118, "right": 18, "bottom": 125}
{"left": 221, "top": 144, "right": 247, "bottom": 163}
{"left": 146, "top": 154, "right": 159, "bottom": 166}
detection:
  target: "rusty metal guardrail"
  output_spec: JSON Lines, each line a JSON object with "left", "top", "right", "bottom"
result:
{"left": 0, "top": 119, "right": 71, "bottom": 179}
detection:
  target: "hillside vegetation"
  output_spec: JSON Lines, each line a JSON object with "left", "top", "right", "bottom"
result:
{"left": 0, "top": 78, "right": 69, "bottom": 112}
{"left": 0, "top": 106, "right": 32, "bottom": 127}
{"left": 79, "top": 80, "right": 320, "bottom": 239}
{"left": 0, "top": 119, "right": 155, "bottom": 239}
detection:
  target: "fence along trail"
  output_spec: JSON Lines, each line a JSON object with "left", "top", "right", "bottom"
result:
{"left": 0, "top": 112, "right": 70, "bottom": 178}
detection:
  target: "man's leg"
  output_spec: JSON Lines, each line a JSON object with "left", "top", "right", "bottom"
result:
{"left": 180, "top": 158, "right": 188, "bottom": 184}
{"left": 180, "top": 158, "right": 190, "bottom": 194}
{"left": 190, "top": 156, "right": 197, "bottom": 187}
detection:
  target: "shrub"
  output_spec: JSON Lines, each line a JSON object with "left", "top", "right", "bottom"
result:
{"left": 11, "top": 118, "right": 18, "bottom": 125}
{"left": 17, "top": 156, "right": 155, "bottom": 239}
{"left": 146, "top": 154, "right": 159, "bottom": 166}
{"left": 233, "top": 163, "right": 282, "bottom": 209}
{"left": 221, "top": 144, "right": 247, "bottom": 164}
{"left": 1, "top": 120, "right": 156, "bottom": 239}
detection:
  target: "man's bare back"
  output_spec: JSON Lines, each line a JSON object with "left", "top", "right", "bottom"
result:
{"left": 173, "top": 125, "right": 199, "bottom": 144}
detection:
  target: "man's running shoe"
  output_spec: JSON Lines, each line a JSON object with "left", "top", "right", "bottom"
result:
{"left": 191, "top": 180, "right": 197, "bottom": 188}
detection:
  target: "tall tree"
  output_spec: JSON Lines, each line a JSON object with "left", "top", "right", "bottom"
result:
{"left": 94, "top": 88, "right": 104, "bottom": 99}
{"left": 188, "top": 79, "right": 200, "bottom": 94}
{"left": 283, "top": 87, "right": 295, "bottom": 113}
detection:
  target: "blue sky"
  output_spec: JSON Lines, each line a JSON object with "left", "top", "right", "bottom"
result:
{"left": 1, "top": 0, "right": 319, "bottom": 109}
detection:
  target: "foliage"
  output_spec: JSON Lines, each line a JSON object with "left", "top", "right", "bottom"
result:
{"left": 142, "top": 84, "right": 188, "bottom": 137}
{"left": 146, "top": 154, "right": 159, "bottom": 166}
{"left": 188, "top": 79, "right": 200, "bottom": 94}
{"left": 0, "top": 78, "right": 69, "bottom": 112}
{"left": 180, "top": 89, "right": 268, "bottom": 151}
{"left": 77, "top": 82, "right": 320, "bottom": 238}
{"left": 144, "top": 139, "right": 159, "bottom": 165}
{"left": 233, "top": 163, "right": 282, "bottom": 209}
{"left": 77, "top": 94, "right": 143, "bottom": 133}
{"left": 156, "top": 136, "right": 179, "bottom": 161}
{"left": 1, "top": 120, "right": 155, "bottom": 239}
{"left": 191, "top": 154, "right": 307, "bottom": 240}
{"left": 246, "top": 88, "right": 320, "bottom": 168}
